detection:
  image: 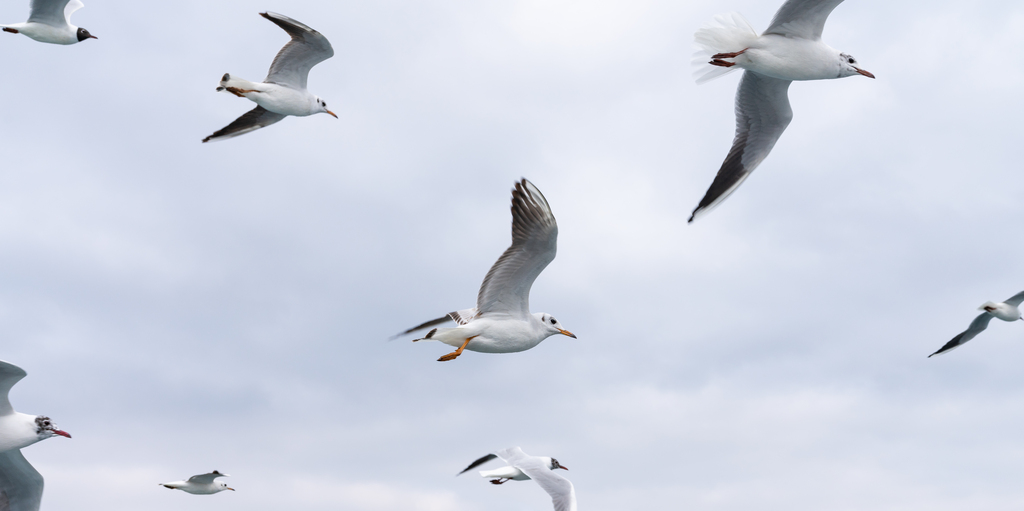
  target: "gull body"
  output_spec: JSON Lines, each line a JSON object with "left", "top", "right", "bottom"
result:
{"left": 0, "top": 360, "right": 72, "bottom": 511}
{"left": 929, "top": 291, "right": 1024, "bottom": 357}
{"left": 458, "top": 447, "right": 576, "bottom": 511}
{"left": 203, "top": 12, "right": 336, "bottom": 142}
{"left": 160, "top": 470, "right": 234, "bottom": 495}
{"left": 1, "top": 0, "right": 97, "bottom": 45}
{"left": 394, "top": 179, "right": 576, "bottom": 362}
{"left": 688, "top": 0, "right": 874, "bottom": 222}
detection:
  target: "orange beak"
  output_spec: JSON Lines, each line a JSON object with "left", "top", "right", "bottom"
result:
{"left": 559, "top": 329, "right": 576, "bottom": 339}
{"left": 326, "top": 110, "right": 338, "bottom": 119}
{"left": 855, "top": 67, "right": 874, "bottom": 78}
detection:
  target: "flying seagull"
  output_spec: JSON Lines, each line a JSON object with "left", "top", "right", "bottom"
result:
{"left": 160, "top": 470, "right": 234, "bottom": 495}
{"left": 1, "top": 0, "right": 97, "bottom": 44}
{"left": 458, "top": 447, "right": 576, "bottom": 511}
{"left": 394, "top": 178, "right": 576, "bottom": 362}
{"left": 929, "top": 291, "right": 1024, "bottom": 357}
{"left": 0, "top": 360, "right": 72, "bottom": 511}
{"left": 203, "top": 11, "right": 336, "bottom": 143}
{"left": 688, "top": 0, "right": 874, "bottom": 223}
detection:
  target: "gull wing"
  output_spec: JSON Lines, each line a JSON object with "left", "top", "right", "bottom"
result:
{"left": 0, "top": 450, "right": 43, "bottom": 511}
{"left": 202, "top": 106, "right": 287, "bottom": 143}
{"left": 763, "top": 0, "right": 845, "bottom": 40}
{"left": 260, "top": 12, "right": 334, "bottom": 90}
{"left": 457, "top": 454, "right": 497, "bottom": 476}
{"left": 0, "top": 361, "right": 27, "bottom": 417}
{"left": 690, "top": 71, "right": 793, "bottom": 223}
{"left": 476, "top": 179, "right": 558, "bottom": 318}
{"left": 391, "top": 308, "right": 479, "bottom": 339}
{"left": 497, "top": 447, "right": 577, "bottom": 511}
{"left": 187, "top": 471, "right": 228, "bottom": 484}
{"left": 26, "top": 0, "right": 77, "bottom": 27}
{"left": 1003, "top": 290, "right": 1024, "bottom": 307}
{"left": 929, "top": 313, "right": 994, "bottom": 357}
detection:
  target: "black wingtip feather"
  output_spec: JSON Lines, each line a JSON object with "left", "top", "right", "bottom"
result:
{"left": 457, "top": 454, "right": 498, "bottom": 476}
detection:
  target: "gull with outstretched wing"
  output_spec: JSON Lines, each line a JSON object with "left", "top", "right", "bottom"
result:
{"left": 929, "top": 291, "right": 1024, "bottom": 357}
{"left": 394, "top": 179, "right": 576, "bottom": 362}
{"left": 1, "top": 0, "right": 97, "bottom": 44}
{"left": 203, "top": 12, "right": 336, "bottom": 143}
{"left": 689, "top": 0, "right": 874, "bottom": 223}
{"left": 458, "top": 447, "right": 576, "bottom": 511}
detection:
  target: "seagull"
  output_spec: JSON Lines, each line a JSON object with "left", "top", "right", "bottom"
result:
{"left": 1, "top": 0, "right": 96, "bottom": 44}
{"left": 160, "top": 470, "right": 234, "bottom": 495}
{"left": 393, "top": 178, "right": 576, "bottom": 362}
{"left": 688, "top": 0, "right": 874, "bottom": 223}
{"left": 929, "top": 291, "right": 1024, "bottom": 357}
{"left": 202, "top": 11, "right": 336, "bottom": 143}
{"left": 0, "top": 360, "right": 71, "bottom": 511}
{"left": 458, "top": 447, "right": 576, "bottom": 511}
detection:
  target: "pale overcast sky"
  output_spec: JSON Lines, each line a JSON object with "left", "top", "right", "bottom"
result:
{"left": 3, "top": 0, "right": 1024, "bottom": 510}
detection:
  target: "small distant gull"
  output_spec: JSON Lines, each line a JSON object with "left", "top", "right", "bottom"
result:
{"left": 1, "top": 0, "right": 97, "bottom": 44}
{"left": 929, "top": 291, "right": 1024, "bottom": 357}
{"left": 393, "top": 178, "right": 576, "bottom": 362}
{"left": 688, "top": 0, "right": 874, "bottom": 223}
{"left": 0, "top": 360, "right": 71, "bottom": 511}
{"left": 203, "top": 12, "right": 336, "bottom": 143}
{"left": 160, "top": 470, "right": 234, "bottom": 495}
{"left": 458, "top": 447, "right": 576, "bottom": 511}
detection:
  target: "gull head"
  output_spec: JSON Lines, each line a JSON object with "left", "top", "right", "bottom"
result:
{"left": 218, "top": 482, "right": 235, "bottom": 492}
{"left": 838, "top": 53, "right": 874, "bottom": 79}
{"left": 314, "top": 97, "right": 338, "bottom": 119}
{"left": 535, "top": 313, "right": 576, "bottom": 339}
{"left": 547, "top": 457, "right": 568, "bottom": 471}
{"left": 35, "top": 416, "right": 71, "bottom": 440}
{"left": 76, "top": 28, "right": 97, "bottom": 41}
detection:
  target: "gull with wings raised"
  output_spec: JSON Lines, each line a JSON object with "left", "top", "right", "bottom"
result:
{"left": 0, "top": 360, "right": 72, "bottom": 511}
{"left": 394, "top": 179, "right": 576, "bottom": 362}
{"left": 929, "top": 291, "right": 1024, "bottom": 357}
{"left": 458, "top": 447, "right": 577, "bottom": 511}
{"left": 689, "top": 0, "right": 874, "bottom": 223}
{"left": 1, "top": 0, "right": 97, "bottom": 44}
{"left": 203, "top": 12, "right": 336, "bottom": 143}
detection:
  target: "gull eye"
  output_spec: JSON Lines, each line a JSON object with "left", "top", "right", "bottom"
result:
{"left": 848, "top": 57, "right": 855, "bottom": 64}
{"left": 550, "top": 318, "right": 556, "bottom": 324}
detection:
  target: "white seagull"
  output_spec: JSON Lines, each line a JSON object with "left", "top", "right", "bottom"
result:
{"left": 394, "top": 178, "right": 576, "bottom": 362}
{"left": 1, "top": 0, "right": 97, "bottom": 44}
{"left": 458, "top": 447, "right": 576, "bottom": 511}
{"left": 0, "top": 360, "right": 72, "bottom": 511}
{"left": 160, "top": 470, "right": 234, "bottom": 495}
{"left": 688, "top": 0, "right": 874, "bottom": 223}
{"left": 929, "top": 291, "right": 1024, "bottom": 357}
{"left": 203, "top": 11, "right": 336, "bottom": 143}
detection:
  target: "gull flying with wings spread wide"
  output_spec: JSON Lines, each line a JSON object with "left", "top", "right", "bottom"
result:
{"left": 929, "top": 291, "right": 1024, "bottom": 357}
{"left": 1, "top": 0, "right": 97, "bottom": 44}
{"left": 394, "top": 179, "right": 576, "bottom": 362}
{"left": 203, "top": 12, "right": 336, "bottom": 143}
{"left": 688, "top": 0, "right": 874, "bottom": 222}
{"left": 458, "top": 447, "right": 577, "bottom": 511}
{"left": 0, "top": 360, "right": 71, "bottom": 511}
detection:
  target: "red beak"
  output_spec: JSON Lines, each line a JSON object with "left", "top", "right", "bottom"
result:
{"left": 558, "top": 465, "right": 568, "bottom": 470}
{"left": 54, "top": 430, "right": 71, "bottom": 438}
{"left": 854, "top": 67, "right": 874, "bottom": 79}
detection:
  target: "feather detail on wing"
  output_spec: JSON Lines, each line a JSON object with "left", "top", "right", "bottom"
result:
{"left": 0, "top": 450, "right": 44, "bottom": 511}
{"left": 1003, "top": 290, "right": 1024, "bottom": 308}
{"left": 689, "top": 71, "right": 793, "bottom": 223}
{"left": 0, "top": 361, "right": 27, "bottom": 417}
{"left": 929, "top": 313, "right": 993, "bottom": 357}
{"left": 27, "top": 0, "right": 75, "bottom": 27}
{"left": 763, "top": 0, "right": 845, "bottom": 40}
{"left": 202, "top": 106, "right": 287, "bottom": 143}
{"left": 260, "top": 12, "right": 334, "bottom": 90}
{"left": 187, "top": 471, "right": 228, "bottom": 484}
{"left": 476, "top": 179, "right": 558, "bottom": 318}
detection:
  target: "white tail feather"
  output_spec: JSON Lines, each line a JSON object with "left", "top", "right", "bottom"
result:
{"left": 692, "top": 12, "right": 759, "bottom": 84}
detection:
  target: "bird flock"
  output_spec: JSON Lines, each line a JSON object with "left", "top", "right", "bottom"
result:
{"left": 0, "top": 0, "right": 1019, "bottom": 509}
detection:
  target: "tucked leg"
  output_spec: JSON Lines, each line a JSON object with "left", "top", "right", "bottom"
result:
{"left": 712, "top": 49, "right": 746, "bottom": 59}
{"left": 489, "top": 478, "right": 509, "bottom": 485}
{"left": 225, "top": 86, "right": 260, "bottom": 97}
{"left": 2, "top": 27, "right": 19, "bottom": 34}
{"left": 437, "top": 336, "right": 477, "bottom": 362}
{"left": 710, "top": 59, "right": 736, "bottom": 68}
